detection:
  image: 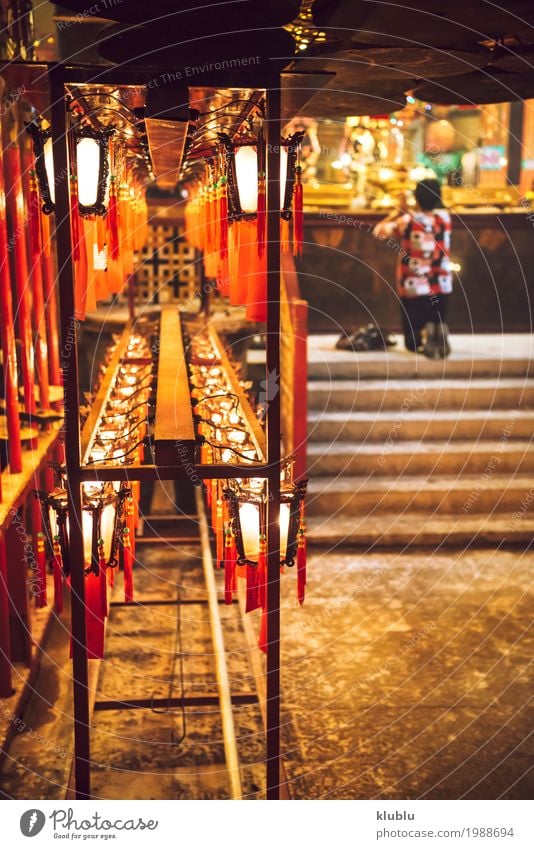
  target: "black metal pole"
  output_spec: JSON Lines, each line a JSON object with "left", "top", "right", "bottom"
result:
{"left": 265, "top": 81, "right": 282, "bottom": 800}
{"left": 49, "top": 64, "right": 91, "bottom": 800}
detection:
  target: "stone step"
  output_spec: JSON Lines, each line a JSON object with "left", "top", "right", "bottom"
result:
{"left": 306, "top": 334, "right": 534, "bottom": 380}
{"left": 307, "top": 408, "right": 534, "bottom": 443}
{"left": 307, "top": 512, "right": 534, "bottom": 547}
{"left": 306, "top": 474, "right": 534, "bottom": 516}
{"left": 307, "top": 378, "right": 534, "bottom": 412}
{"left": 307, "top": 357, "right": 534, "bottom": 380}
{"left": 308, "top": 440, "right": 534, "bottom": 477}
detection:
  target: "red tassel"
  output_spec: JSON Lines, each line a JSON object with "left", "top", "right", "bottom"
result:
{"left": 52, "top": 539, "right": 63, "bottom": 614}
{"left": 98, "top": 539, "right": 108, "bottom": 618}
{"left": 83, "top": 572, "right": 105, "bottom": 660}
{"left": 126, "top": 496, "right": 136, "bottom": 565}
{"left": 257, "top": 536, "right": 267, "bottom": 610}
{"left": 280, "top": 216, "right": 291, "bottom": 254}
{"left": 258, "top": 606, "right": 268, "bottom": 654}
{"left": 246, "top": 564, "right": 259, "bottom": 612}
{"left": 231, "top": 537, "right": 238, "bottom": 592}
{"left": 224, "top": 528, "right": 235, "bottom": 605}
{"left": 108, "top": 566, "right": 115, "bottom": 588}
{"left": 108, "top": 178, "right": 120, "bottom": 260}
{"left": 35, "top": 532, "right": 47, "bottom": 608}
{"left": 216, "top": 501, "right": 224, "bottom": 569}
{"left": 70, "top": 175, "right": 81, "bottom": 261}
{"left": 219, "top": 177, "right": 228, "bottom": 259}
{"left": 257, "top": 172, "right": 266, "bottom": 258}
{"left": 293, "top": 166, "right": 303, "bottom": 257}
{"left": 122, "top": 526, "right": 134, "bottom": 603}
{"left": 297, "top": 522, "right": 307, "bottom": 606}
{"left": 28, "top": 172, "right": 42, "bottom": 260}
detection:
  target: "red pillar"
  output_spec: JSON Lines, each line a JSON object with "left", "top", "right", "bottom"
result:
{"left": 0, "top": 141, "right": 22, "bottom": 474}
{"left": 4, "top": 137, "right": 36, "bottom": 423}
{"left": 22, "top": 145, "right": 50, "bottom": 410}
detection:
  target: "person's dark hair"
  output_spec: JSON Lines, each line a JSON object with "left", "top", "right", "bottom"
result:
{"left": 414, "top": 179, "right": 443, "bottom": 211}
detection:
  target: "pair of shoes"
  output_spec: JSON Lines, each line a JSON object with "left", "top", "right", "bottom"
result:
{"left": 423, "top": 322, "right": 451, "bottom": 359}
{"left": 336, "top": 324, "right": 398, "bottom": 352}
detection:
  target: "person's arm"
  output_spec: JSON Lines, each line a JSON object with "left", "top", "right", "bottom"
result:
{"left": 373, "top": 211, "right": 403, "bottom": 239}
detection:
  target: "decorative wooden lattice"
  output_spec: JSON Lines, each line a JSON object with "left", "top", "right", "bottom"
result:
{"left": 135, "top": 222, "right": 200, "bottom": 305}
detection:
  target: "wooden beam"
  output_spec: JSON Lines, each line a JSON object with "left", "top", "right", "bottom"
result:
{"left": 154, "top": 306, "right": 196, "bottom": 466}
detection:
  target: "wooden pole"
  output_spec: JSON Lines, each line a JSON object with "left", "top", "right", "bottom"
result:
{"left": 265, "top": 81, "right": 282, "bottom": 800}
{"left": 49, "top": 64, "right": 91, "bottom": 800}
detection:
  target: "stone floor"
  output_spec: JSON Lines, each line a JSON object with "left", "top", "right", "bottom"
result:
{"left": 0, "top": 541, "right": 532, "bottom": 799}
{"left": 279, "top": 545, "right": 534, "bottom": 799}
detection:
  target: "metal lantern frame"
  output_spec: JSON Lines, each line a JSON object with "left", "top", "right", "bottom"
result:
{"left": 218, "top": 129, "right": 304, "bottom": 222}
{"left": 74, "top": 124, "right": 115, "bottom": 217}
{"left": 26, "top": 119, "right": 54, "bottom": 214}
{"left": 37, "top": 487, "right": 71, "bottom": 576}
{"left": 81, "top": 482, "right": 129, "bottom": 576}
{"left": 26, "top": 120, "right": 115, "bottom": 216}
{"left": 37, "top": 483, "right": 129, "bottom": 579}
{"left": 224, "top": 477, "right": 306, "bottom": 567}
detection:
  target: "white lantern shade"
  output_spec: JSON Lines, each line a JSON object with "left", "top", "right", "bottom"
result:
{"left": 76, "top": 136, "right": 102, "bottom": 208}
{"left": 280, "top": 146, "right": 288, "bottom": 210}
{"left": 82, "top": 508, "right": 94, "bottom": 565}
{"left": 239, "top": 501, "right": 261, "bottom": 561}
{"left": 43, "top": 136, "right": 55, "bottom": 204}
{"left": 100, "top": 502, "right": 116, "bottom": 561}
{"left": 235, "top": 145, "right": 258, "bottom": 214}
{"left": 279, "top": 502, "right": 290, "bottom": 560}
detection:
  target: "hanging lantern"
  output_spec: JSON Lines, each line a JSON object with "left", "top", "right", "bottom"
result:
{"left": 27, "top": 121, "right": 115, "bottom": 217}
{"left": 218, "top": 130, "right": 304, "bottom": 221}
{"left": 81, "top": 482, "right": 126, "bottom": 576}
{"left": 224, "top": 477, "right": 307, "bottom": 566}
{"left": 75, "top": 126, "right": 114, "bottom": 217}
{"left": 26, "top": 121, "right": 55, "bottom": 214}
{"left": 37, "top": 487, "right": 71, "bottom": 575}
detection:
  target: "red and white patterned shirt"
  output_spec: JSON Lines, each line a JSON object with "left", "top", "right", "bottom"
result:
{"left": 376, "top": 210, "right": 452, "bottom": 298}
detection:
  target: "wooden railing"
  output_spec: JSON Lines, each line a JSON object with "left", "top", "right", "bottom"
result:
{"left": 280, "top": 252, "right": 308, "bottom": 480}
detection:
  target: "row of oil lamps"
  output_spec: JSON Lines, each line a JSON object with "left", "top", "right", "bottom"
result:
{"left": 187, "top": 327, "right": 308, "bottom": 609}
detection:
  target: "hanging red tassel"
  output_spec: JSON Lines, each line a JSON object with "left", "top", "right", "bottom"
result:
{"left": 52, "top": 538, "right": 63, "bottom": 615}
{"left": 257, "top": 172, "right": 266, "bottom": 258}
{"left": 108, "top": 177, "right": 120, "bottom": 260}
{"left": 98, "top": 538, "right": 108, "bottom": 618}
{"left": 224, "top": 528, "right": 235, "bottom": 605}
{"left": 70, "top": 175, "right": 81, "bottom": 261}
{"left": 28, "top": 172, "right": 42, "bottom": 260}
{"left": 216, "top": 501, "right": 224, "bottom": 570}
{"left": 292, "top": 165, "right": 303, "bottom": 257}
{"left": 126, "top": 496, "right": 136, "bottom": 566}
{"left": 108, "top": 565, "right": 116, "bottom": 588}
{"left": 219, "top": 176, "right": 228, "bottom": 259}
{"left": 35, "top": 532, "right": 47, "bottom": 608}
{"left": 122, "top": 526, "right": 134, "bottom": 603}
{"left": 280, "top": 216, "right": 291, "bottom": 255}
{"left": 83, "top": 572, "right": 106, "bottom": 660}
{"left": 257, "top": 535, "right": 267, "bottom": 610}
{"left": 246, "top": 563, "right": 259, "bottom": 612}
{"left": 297, "top": 521, "right": 307, "bottom": 606}
{"left": 258, "top": 606, "right": 268, "bottom": 654}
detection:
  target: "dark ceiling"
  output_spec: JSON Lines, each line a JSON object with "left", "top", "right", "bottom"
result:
{"left": 51, "top": 0, "right": 534, "bottom": 116}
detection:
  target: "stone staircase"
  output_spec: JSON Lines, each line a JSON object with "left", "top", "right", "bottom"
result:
{"left": 306, "top": 334, "right": 534, "bottom": 547}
